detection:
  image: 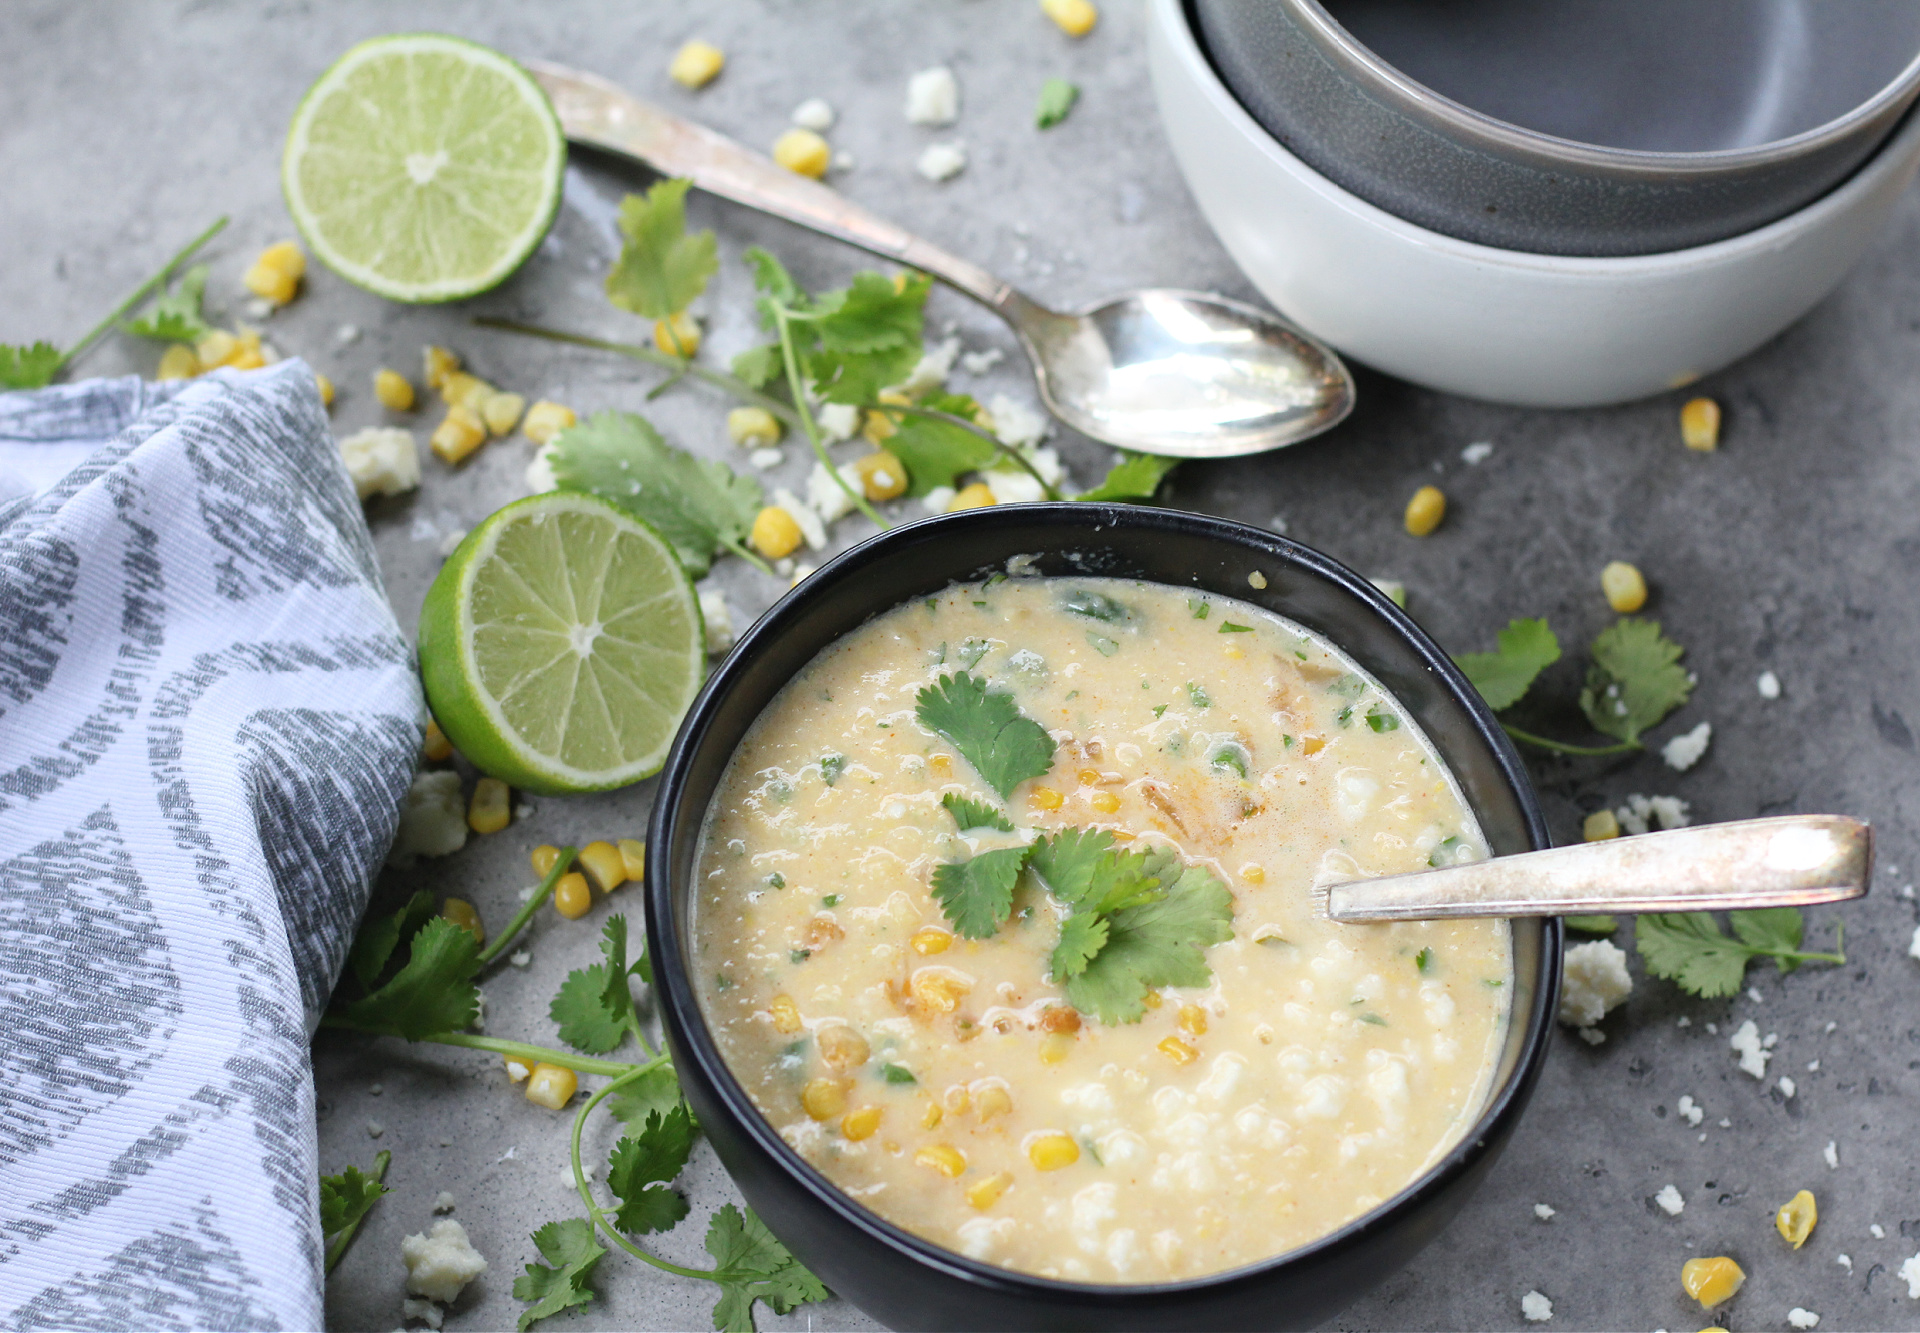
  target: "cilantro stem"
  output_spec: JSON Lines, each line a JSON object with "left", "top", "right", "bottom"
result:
{"left": 477, "top": 845, "right": 576, "bottom": 968}
{"left": 720, "top": 535, "right": 774, "bottom": 576}
{"left": 324, "top": 1148, "right": 389, "bottom": 1274}
{"left": 569, "top": 1064, "right": 714, "bottom": 1282}
{"left": 473, "top": 319, "right": 800, "bottom": 428}
{"left": 883, "top": 403, "right": 1064, "bottom": 501}
{"left": 61, "top": 215, "right": 228, "bottom": 376}
{"left": 769, "top": 302, "right": 889, "bottom": 530}
{"left": 412, "top": 1031, "right": 645, "bottom": 1078}
{"left": 1500, "top": 724, "right": 1641, "bottom": 757}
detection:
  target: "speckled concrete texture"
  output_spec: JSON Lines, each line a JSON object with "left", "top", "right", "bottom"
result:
{"left": 3, "top": 3, "right": 1918, "bottom": 1330}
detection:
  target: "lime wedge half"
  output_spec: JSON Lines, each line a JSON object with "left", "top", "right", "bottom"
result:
{"left": 282, "top": 33, "right": 565, "bottom": 303}
{"left": 419, "top": 492, "right": 705, "bottom": 794}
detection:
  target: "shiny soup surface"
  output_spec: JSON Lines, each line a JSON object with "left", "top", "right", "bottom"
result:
{"left": 693, "top": 575, "right": 1510, "bottom": 1283}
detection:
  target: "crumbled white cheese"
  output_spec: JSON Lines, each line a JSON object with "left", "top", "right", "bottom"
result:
{"left": 1778, "top": 1075, "right": 1797, "bottom": 1099}
{"left": 960, "top": 347, "right": 1004, "bottom": 375}
{"left": 815, "top": 401, "right": 860, "bottom": 443}
{"left": 1788, "top": 1308, "right": 1820, "bottom": 1329}
{"left": 1614, "top": 794, "right": 1692, "bottom": 835}
{"left": 774, "top": 557, "right": 794, "bottom": 578}
{"left": 1824, "top": 1140, "right": 1838, "bottom": 1170}
{"left": 401, "top": 1219, "right": 488, "bottom": 1303}
{"left": 806, "top": 461, "right": 865, "bottom": 524}
{"left": 770, "top": 488, "right": 827, "bottom": 549}
{"left": 1577, "top": 1027, "right": 1605, "bottom": 1046}
{"left": 402, "top": 1296, "right": 444, "bottom": 1329}
{"left": 432, "top": 1192, "right": 456, "bottom": 1214}
{"left": 437, "top": 527, "right": 467, "bottom": 558}
{"left": 749, "top": 447, "right": 784, "bottom": 471}
{"left": 1908, "top": 924, "right": 1920, "bottom": 961}
{"left": 387, "top": 770, "right": 468, "bottom": 864}
{"left": 1677, "top": 1016, "right": 1691, "bottom": 1028}
{"left": 1533, "top": 1203, "right": 1555, "bottom": 1221}
{"left": 698, "top": 589, "right": 736, "bottom": 655}
{"left": 244, "top": 297, "right": 275, "bottom": 322}
{"left": 505, "top": 1059, "right": 530, "bottom": 1083}
{"left": 1369, "top": 578, "right": 1407, "bottom": 608}
{"left": 1749, "top": 986, "right": 1765, "bottom": 1003}
{"left": 1661, "top": 722, "right": 1712, "bottom": 771}
{"left": 790, "top": 97, "right": 834, "bottom": 131}
{"left": 1558, "top": 940, "right": 1632, "bottom": 1027}
{"left": 339, "top": 428, "right": 422, "bottom": 500}
{"left": 895, "top": 336, "right": 960, "bottom": 397}
{"left": 1521, "top": 1290, "right": 1553, "bottom": 1322}
{"left": 1730, "top": 1020, "right": 1771, "bottom": 1079}
{"left": 509, "top": 950, "right": 531, "bottom": 969}
{"left": 367, "top": 1120, "right": 385, "bottom": 1138}
{"left": 1461, "top": 441, "right": 1494, "bottom": 464}
{"left": 1676, "top": 1094, "right": 1703, "bottom": 1127}
{"left": 525, "top": 441, "right": 558, "bottom": 494}
{"left": 1718, "top": 1117, "right": 1731, "bottom": 1128}
{"left": 1837, "top": 1253, "right": 1852, "bottom": 1273}
{"left": 1654, "top": 1185, "right": 1684, "bottom": 1216}
{"left": 1758, "top": 670, "right": 1781, "bottom": 699}
{"left": 1806, "top": 1059, "right": 1818, "bottom": 1071}
{"left": 1871, "top": 1223, "right": 1886, "bottom": 1240}
{"left": 335, "top": 323, "right": 361, "bottom": 346}
{"left": 984, "top": 467, "right": 1047, "bottom": 505}
{"left": 832, "top": 149, "right": 856, "bottom": 172}
{"left": 790, "top": 563, "right": 816, "bottom": 589}
{"left": 988, "top": 394, "right": 1051, "bottom": 449}
{"left": 916, "top": 142, "right": 967, "bottom": 181}
{"left": 905, "top": 67, "right": 959, "bottom": 125}
{"left": 1270, "top": 515, "right": 1290, "bottom": 534}
{"left": 370, "top": 1082, "right": 384, "bottom": 1096}
{"left": 923, "top": 485, "right": 957, "bottom": 513}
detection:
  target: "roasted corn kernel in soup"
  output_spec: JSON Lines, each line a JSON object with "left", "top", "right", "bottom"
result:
{"left": 694, "top": 576, "right": 1510, "bottom": 1282}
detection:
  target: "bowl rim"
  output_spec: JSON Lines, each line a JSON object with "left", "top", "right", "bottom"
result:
{"left": 646, "top": 502, "right": 1560, "bottom": 1304}
{"left": 1157, "top": 0, "right": 1920, "bottom": 275}
{"left": 1270, "top": 0, "right": 1920, "bottom": 175}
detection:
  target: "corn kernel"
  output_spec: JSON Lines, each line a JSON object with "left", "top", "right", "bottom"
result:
{"left": 929, "top": 753, "right": 952, "bottom": 774}
{"left": 750, "top": 505, "right": 804, "bottom": 559}
{"left": 654, "top": 310, "right": 702, "bottom": 357}
{"left": 1583, "top": 809, "right": 1620, "bottom": 842}
{"left": 973, "top": 1083, "right": 1012, "bottom": 1120}
{"left": 422, "top": 714, "right": 452, "bottom": 758}
{"left": 440, "top": 897, "right": 485, "bottom": 946}
{"left": 1076, "top": 768, "right": 1100, "bottom": 785}
{"left": 1775, "top": 1189, "right": 1817, "bottom": 1249}
{"left": 1681, "top": 397, "right": 1721, "bottom": 451}
{"left": 1240, "top": 863, "right": 1265, "bottom": 883}
{"left": 1142, "top": 990, "right": 1163, "bottom": 1009}
{"left": 617, "top": 838, "right": 646, "bottom": 881}
{"left": 440, "top": 371, "right": 494, "bottom": 411}
{"left": 915, "top": 1143, "right": 967, "bottom": 1177}
{"left": 314, "top": 371, "right": 335, "bottom": 407}
{"left": 1027, "top": 1133, "right": 1079, "bottom": 1171}
{"left": 769, "top": 994, "right": 803, "bottom": 1034}
{"left": 861, "top": 408, "right": 899, "bottom": 445}
{"left": 773, "top": 128, "right": 832, "bottom": 179}
{"left": 816, "top": 1024, "right": 870, "bottom": 1071}
{"left": 943, "top": 1085, "right": 970, "bottom": 1116}
{"left": 1158, "top": 1035, "right": 1198, "bottom": 1065}
{"left": 468, "top": 777, "right": 511, "bottom": 834}
{"left": 920, "top": 1099, "right": 943, "bottom": 1129}
{"left": 1030, "top": 786, "right": 1063, "bottom": 811}
{"left": 157, "top": 344, "right": 199, "bottom": 380}
{"left": 1039, "top": 1033, "right": 1073, "bottom": 1064}
{"left": 243, "top": 261, "right": 298, "bottom": 306}
{"left": 1601, "top": 561, "right": 1647, "bottom": 613}
{"left": 195, "top": 330, "right": 238, "bottom": 368}
{"left": 524, "top": 1063, "right": 578, "bottom": 1110}
{"left": 909, "top": 968, "right": 971, "bottom": 1014}
{"left": 1404, "top": 485, "right": 1446, "bottom": 537}
{"left": 1039, "top": 1006, "right": 1080, "bottom": 1033}
{"left": 966, "top": 1172, "right": 1014, "bottom": 1209}
{"left": 578, "top": 840, "right": 627, "bottom": 894}
{"left": 1088, "top": 790, "right": 1121, "bottom": 814}
{"left": 522, "top": 400, "right": 577, "bottom": 446}
{"left": 530, "top": 844, "right": 562, "bottom": 878}
{"left": 948, "top": 482, "right": 997, "bottom": 512}
{"left": 842, "top": 1105, "right": 883, "bottom": 1141}
{"left": 503, "top": 1055, "right": 532, "bottom": 1083}
{"left": 801, "top": 1077, "right": 847, "bottom": 1120}
{"left": 910, "top": 927, "right": 953, "bottom": 956}
{"left": 227, "top": 347, "right": 267, "bottom": 372}
{"left": 1178, "top": 1005, "right": 1209, "bottom": 1036}
{"left": 482, "top": 391, "right": 526, "bottom": 438}
{"left": 1680, "top": 1256, "right": 1746, "bottom": 1309}
{"left": 669, "top": 39, "right": 725, "bottom": 89}
{"left": 727, "top": 406, "right": 783, "bottom": 448}
{"left": 423, "top": 345, "right": 460, "bottom": 392}
{"left": 1041, "top": 0, "right": 1099, "bottom": 36}
{"left": 431, "top": 405, "right": 488, "bottom": 464}
{"left": 257, "top": 240, "right": 306, "bottom": 281}
{"left": 855, "top": 451, "right": 908, "bottom": 501}
{"left": 553, "top": 871, "right": 592, "bottom": 920}
{"left": 366, "top": 368, "right": 414, "bottom": 412}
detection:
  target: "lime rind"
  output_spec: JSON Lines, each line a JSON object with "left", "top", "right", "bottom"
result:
{"left": 282, "top": 32, "right": 565, "bottom": 304}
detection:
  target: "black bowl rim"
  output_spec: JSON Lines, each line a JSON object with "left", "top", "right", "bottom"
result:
{"left": 647, "top": 502, "right": 1559, "bottom": 1304}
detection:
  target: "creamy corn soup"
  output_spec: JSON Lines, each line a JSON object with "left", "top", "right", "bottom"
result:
{"left": 693, "top": 574, "right": 1510, "bottom": 1283}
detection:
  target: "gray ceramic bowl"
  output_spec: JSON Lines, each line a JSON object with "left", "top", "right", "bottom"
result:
{"left": 1194, "top": 0, "right": 1920, "bottom": 257}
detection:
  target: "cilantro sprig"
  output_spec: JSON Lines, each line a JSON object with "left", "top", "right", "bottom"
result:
{"left": 916, "top": 670, "right": 1057, "bottom": 801}
{"left": 1636, "top": 907, "right": 1844, "bottom": 999}
{"left": 605, "top": 178, "right": 720, "bottom": 323}
{"left": 1455, "top": 616, "right": 1695, "bottom": 757}
{"left": 320, "top": 1151, "right": 391, "bottom": 1273}
{"left": 122, "top": 264, "right": 212, "bottom": 343}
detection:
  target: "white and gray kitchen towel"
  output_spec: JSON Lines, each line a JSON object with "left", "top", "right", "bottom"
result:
{"left": 0, "top": 362, "right": 422, "bottom": 1331}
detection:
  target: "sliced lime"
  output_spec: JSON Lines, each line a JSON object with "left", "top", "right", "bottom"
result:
{"left": 419, "top": 492, "right": 705, "bottom": 794}
{"left": 282, "top": 33, "right": 565, "bottom": 303}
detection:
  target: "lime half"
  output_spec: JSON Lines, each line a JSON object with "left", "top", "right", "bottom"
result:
{"left": 283, "top": 33, "right": 565, "bottom": 303}
{"left": 419, "top": 492, "right": 705, "bottom": 794}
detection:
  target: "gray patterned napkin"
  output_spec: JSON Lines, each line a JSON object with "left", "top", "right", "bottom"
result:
{"left": 0, "top": 363, "right": 422, "bottom": 1331}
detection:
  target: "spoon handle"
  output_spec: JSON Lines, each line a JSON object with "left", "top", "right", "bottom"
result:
{"left": 1319, "top": 814, "right": 1871, "bottom": 922}
{"left": 526, "top": 62, "right": 1019, "bottom": 312}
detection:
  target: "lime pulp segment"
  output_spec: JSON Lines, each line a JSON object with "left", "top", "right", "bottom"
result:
{"left": 282, "top": 33, "right": 565, "bottom": 302}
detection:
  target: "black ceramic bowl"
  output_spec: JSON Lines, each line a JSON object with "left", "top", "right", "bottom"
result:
{"left": 646, "top": 505, "right": 1559, "bottom": 1331}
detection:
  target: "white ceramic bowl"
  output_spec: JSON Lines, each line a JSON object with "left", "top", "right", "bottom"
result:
{"left": 1148, "top": 0, "right": 1920, "bottom": 407}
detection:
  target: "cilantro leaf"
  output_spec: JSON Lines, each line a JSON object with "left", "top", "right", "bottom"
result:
{"left": 1036, "top": 78, "right": 1080, "bottom": 129}
{"left": 743, "top": 246, "right": 804, "bottom": 329}
{"left": 803, "top": 272, "right": 931, "bottom": 405}
{"left": 1635, "top": 913, "right": 1756, "bottom": 998}
{"left": 941, "top": 792, "right": 1014, "bottom": 832}
{"left": 319, "top": 1162, "right": 390, "bottom": 1237}
{"left": 514, "top": 1218, "right": 606, "bottom": 1331}
{"left": 1066, "top": 851, "right": 1234, "bottom": 1024}
{"left": 1455, "top": 618, "right": 1560, "bottom": 712}
{"left": 886, "top": 413, "right": 997, "bottom": 495}
{"left": 548, "top": 409, "right": 763, "bottom": 577}
{"left": 606, "top": 1104, "right": 695, "bottom": 1235}
{"left": 1579, "top": 618, "right": 1693, "bottom": 745}
{"left": 551, "top": 963, "right": 627, "bottom": 1054}
{"left": 608, "top": 1064, "right": 687, "bottom": 1128}
{"left": 332, "top": 916, "right": 479, "bottom": 1039}
{"left": 931, "top": 844, "right": 1031, "bottom": 939}
{"left": 1027, "top": 827, "right": 1118, "bottom": 909}
{"left": 1730, "top": 907, "right": 1804, "bottom": 968}
{"left": 1050, "top": 911, "right": 1108, "bottom": 980}
{"left": 122, "top": 264, "right": 211, "bottom": 343}
{"left": 706, "top": 1205, "right": 830, "bottom": 1333}
{"left": 915, "top": 670, "right": 1056, "bottom": 801}
{"left": 731, "top": 343, "right": 785, "bottom": 390}
{"left": 0, "top": 341, "right": 63, "bottom": 390}
{"left": 1076, "top": 451, "right": 1179, "bottom": 502}
{"left": 605, "top": 179, "right": 720, "bottom": 321}
{"left": 347, "top": 889, "right": 436, "bottom": 992}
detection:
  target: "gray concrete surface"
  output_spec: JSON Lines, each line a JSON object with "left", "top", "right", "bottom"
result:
{"left": 4, "top": 2, "right": 1919, "bottom": 1330}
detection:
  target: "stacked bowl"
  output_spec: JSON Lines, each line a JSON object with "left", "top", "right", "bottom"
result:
{"left": 1150, "top": 0, "right": 1920, "bottom": 406}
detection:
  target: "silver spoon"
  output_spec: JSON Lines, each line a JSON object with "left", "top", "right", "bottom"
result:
{"left": 1314, "top": 814, "right": 1871, "bottom": 922}
{"left": 527, "top": 62, "right": 1355, "bottom": 459}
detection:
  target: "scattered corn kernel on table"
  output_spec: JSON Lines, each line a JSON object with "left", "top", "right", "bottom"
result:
{"left": 6, "top": 2, "right": 1920, "bottom": 1329}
